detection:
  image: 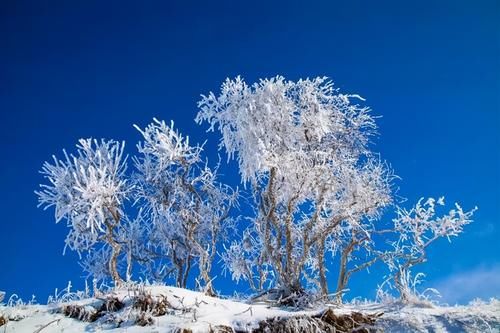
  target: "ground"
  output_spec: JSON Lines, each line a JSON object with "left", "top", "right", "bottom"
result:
{"left": 0, "top": 285, "right": 498, "bottom": 332}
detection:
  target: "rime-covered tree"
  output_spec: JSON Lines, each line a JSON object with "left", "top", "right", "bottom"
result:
{"left": 34, "top": 76, "right": 476, "bottom": 305}
{"left": 197, "top": 76, "right": 393, "bottom": 296}
{"left": 36, "top": 139, "right": 129, "bottom": 284}
{"left": 133, "top": 119, "right": 238, "bottom": 295}
{"left": 385, "top": 197, "right": 476, "bottom": 302}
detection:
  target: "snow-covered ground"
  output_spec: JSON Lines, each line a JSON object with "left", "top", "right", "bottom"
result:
{"left": 1, "top": 286, "right": 498, "bottom": 332}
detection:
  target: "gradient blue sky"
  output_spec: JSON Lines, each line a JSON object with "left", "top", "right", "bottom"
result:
{"left": 1, "top": 0, "right": 499, "bottom": 304}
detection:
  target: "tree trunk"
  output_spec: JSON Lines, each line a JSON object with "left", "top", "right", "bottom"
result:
{"left": 199, "top": 250, "right": 215, "bottom": 296}
{"left": 318, "top": 236, "right": 328, "bottom": 297}
{"left": 394, "top": 267, "right": 409, "bottom": 302}
{"left": 394, "top": 256, "right": 426, "bottom": 303}
{"left": 335, "top": 249, "right": 349, "bottom": 303}
{"left": 104, "top": 219, "right": 123, "bottom": 285}
{"left": 108, "top": 241, "right": 123, "bottom": 285}
{"left": 182, "top": 255, "right": 192, "bottom": 288}
{"left": 175, "top": 261, "right": 184, "bottom": 288}
{"left": 105, "top": 209, "right": 124, "bottom": 286}
{"left": 126, "top": 247, "right": 132, "bottom": 282}
{"left": 202, "top": 270, "right": 215, "bottom": 296}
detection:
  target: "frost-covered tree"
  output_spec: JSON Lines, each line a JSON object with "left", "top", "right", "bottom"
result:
{"left": 35, "top": 122, "right": 237, "bottom": 292}
{"left": 385, "top": 197, "right": 476, "bottom": 302}
{"left": 36, "top": 139, "right": 129, "bottom": 284}
{"left": 133, "top": 119, "right": 238, "bottom": 295}
{"left": 197, "top": 76, "right": 393, "bottom": 296}
{"left": 34, "top": 76, "right": 476, "bottom": 305}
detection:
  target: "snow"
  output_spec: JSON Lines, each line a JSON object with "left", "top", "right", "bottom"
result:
{"left": 1, "top": 286, "right": 498, "bottom": 332}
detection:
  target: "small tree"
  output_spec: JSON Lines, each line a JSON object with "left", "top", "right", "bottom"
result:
{"left": 36, "top": 139, "right": 129, "bottom": 285}
{"left": 197, "top": 76, "right": 393, "bottom": 296}
{"left": 386, "top": 197, "right": 476, "bottom": 302}
{"left": 133, "top": 119, "right": 238, "bottom": 295}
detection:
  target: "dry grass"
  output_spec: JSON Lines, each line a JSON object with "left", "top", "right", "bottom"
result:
{"left": 98, "top": 296, "right": 124, "bottom": 312}
{"left": 60, "top": 295, "right": 125, "bottom": 323}
{"left": 133, "top": 292, "right": 171, "bottom": 317}
{"left": 209, "top": 325, "right": 235, "bottom": 332}
{"left": 253, "top": 308, "right": 383, "bottom": 333}
{"left": 134, "top": 311, "right": 154, "bottom": 326}
{"left": 61, "top": 304, "right": 100, "bottom": 322}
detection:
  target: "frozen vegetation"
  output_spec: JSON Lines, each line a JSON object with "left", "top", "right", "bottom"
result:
{"left": 0, "top": 284, "right": 498, "bottom": 332}
{"left": 1, "top": 76, "right": 492, "bottom": 332}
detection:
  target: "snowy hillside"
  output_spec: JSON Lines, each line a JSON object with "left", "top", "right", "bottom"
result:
{"left": 1, "top": 285, "right": 498, "bottom": 332}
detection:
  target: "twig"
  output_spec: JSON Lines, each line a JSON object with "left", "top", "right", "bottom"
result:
{"left": 235, "top": 306, "right": 253, "bottom": 316}
{"left": 194, "top": 298, "right": 208, "bottom": 307}
{"left": 250, "top": 288, "right": 276, "bottom": 301}
{"left": 33, "top": 319, "right": 61, "bottom": 333}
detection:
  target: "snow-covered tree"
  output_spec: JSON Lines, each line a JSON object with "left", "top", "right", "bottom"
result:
{"left": 34, "top": 76, "right": 477, "bottom": 305}
{"left": 385, "top": 197, "right": 476, "bottom": 302}
{"left": 133, "top": 119, "right": 238, "bottom": 295}
{"left": 197, "top": 76, "right": 393, "bottom": 296}
{"left": 36, "top": 139, "right": 129, "bottom": 284}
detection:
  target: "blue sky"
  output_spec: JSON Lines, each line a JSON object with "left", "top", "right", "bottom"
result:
{"left": 1, "top": 0, "right": 498, "bottom": 304}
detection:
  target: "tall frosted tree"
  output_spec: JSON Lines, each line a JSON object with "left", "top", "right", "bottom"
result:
{"left": 197, "top": 76, "right": 393, "bottom": 296}
{"left": 36, "top": 139, "right": 129, "bottom": 284}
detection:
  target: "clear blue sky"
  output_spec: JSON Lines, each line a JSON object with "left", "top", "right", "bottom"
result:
{"left": 1, "top": 0, "right": 498, "bottom": 304}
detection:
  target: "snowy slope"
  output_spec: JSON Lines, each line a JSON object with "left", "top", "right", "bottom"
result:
{"left": 1, "top": 286, "right": 498, "bottom": 332}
